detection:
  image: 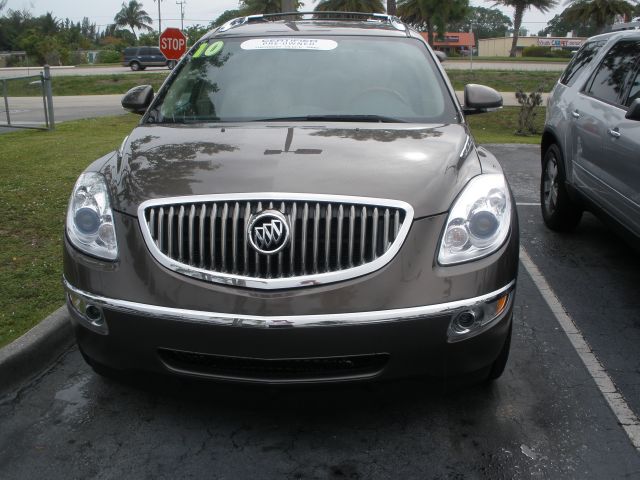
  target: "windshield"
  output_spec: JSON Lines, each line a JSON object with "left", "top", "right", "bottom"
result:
{"left": 152, "top": 35, "right": 458, "bottom": 124}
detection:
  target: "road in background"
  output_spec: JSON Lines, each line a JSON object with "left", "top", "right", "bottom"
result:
{"left": 0, "top": 145, "right": 639, "bottom": 478}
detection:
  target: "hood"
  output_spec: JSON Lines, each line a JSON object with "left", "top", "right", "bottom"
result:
{"left": 107, "top": 122, "right": 480, "bottom": 218}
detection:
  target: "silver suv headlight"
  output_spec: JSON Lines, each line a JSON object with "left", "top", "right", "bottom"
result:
{"left": 438, "top": 174, "right": 512, "bottom": 265}
{"left": 66, "top": 172, "right": 118, "bottom": 260}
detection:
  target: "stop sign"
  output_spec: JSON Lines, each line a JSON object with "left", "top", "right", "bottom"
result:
{"left": 159, "top": 28, "right": 187, "bottom": 60}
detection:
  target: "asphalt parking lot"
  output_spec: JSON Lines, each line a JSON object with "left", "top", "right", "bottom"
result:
{"left": 1, "top": 145, "right": 639, "bottom": 479}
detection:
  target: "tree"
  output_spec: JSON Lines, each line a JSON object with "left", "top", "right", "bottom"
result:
{"left": 240, "top": 0, "right": 302, "bottom": 14}
{"left": 490, "top": 0, "right": 557, "bottom": 57}
{"left": 398, "top": 0, "right": 468, "bottom": 44}
{"left": 314, "top": 0, "right": 385, "bottom": 12}
{"left": 388, "top": 0, "right": 397, "bottom": 14}
{"left": 114, "top": 0, "right": 153, "bottom": 38}
{"left": 563, "top": 0, "right": 635, "bottom": 32}
{"left": 537, "top": 12, "right": 598, "bottom": 36}
{"left": 211, "top": 9, "right": 242, "bottom": 28}
{"left": 448, "top": 6, "right": 512, "bottom": 38}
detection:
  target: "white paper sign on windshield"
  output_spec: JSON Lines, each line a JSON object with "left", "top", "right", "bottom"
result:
{"left": 240, "top": 38, "right": 338, "bottom": 51}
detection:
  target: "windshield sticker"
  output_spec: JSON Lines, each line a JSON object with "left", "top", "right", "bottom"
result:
{"left": 193, "top": 41, "right": 224, "bottom": 58}
{"left": 240, "top": 38, "right": 337, "bottom": 51}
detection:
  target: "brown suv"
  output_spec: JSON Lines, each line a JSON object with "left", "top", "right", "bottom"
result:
{"left": 64, "top": 13, "right": 518, "bottom": 384}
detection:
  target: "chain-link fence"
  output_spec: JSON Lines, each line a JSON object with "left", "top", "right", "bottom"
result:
{"left": 0, "top": 65, "right": 54, "bottom": 130}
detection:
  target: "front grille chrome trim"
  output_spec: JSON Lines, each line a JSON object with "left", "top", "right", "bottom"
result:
{"left": 64, "top": 278, "right": 515, "bottom": 329}
{"left": 137, "top": 193, "right": 414, "bottom": 290}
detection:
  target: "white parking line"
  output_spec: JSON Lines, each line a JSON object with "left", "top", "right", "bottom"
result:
{"left": 520, "top": 247, "right": 640, "bottom": 451}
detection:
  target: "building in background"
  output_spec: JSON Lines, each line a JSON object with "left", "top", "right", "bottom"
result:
{"left": 478, "top": 35, "right": 585, "bottom": 57}
{"left": 420, "top": 32, "right": 475, "bottom": 56}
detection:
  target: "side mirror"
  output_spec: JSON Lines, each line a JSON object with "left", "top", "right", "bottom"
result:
{"left": 434, "top": 51, "right": 447, "bottom": 63}
{"left": 463, "top": 84, "right": 503, "bottom": 115}
{"left": 121, "top": 85, "right": 154, "bottom": 114}
{"left": 625, "top": 98, "right": 640, "bottom": 121}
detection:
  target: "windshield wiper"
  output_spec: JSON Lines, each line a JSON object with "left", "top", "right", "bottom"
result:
{"left": 254, "top": 114, "right": 406, "bottom": 123}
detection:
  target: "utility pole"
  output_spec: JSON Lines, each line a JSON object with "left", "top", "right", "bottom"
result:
{"left": 155, "top": 0, "right": 163, "bottom": 33}
{"left": 176, "top": 1, "right": 186, "bottom": 31}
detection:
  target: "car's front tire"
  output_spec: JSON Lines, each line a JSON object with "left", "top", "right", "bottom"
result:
{"left": 541, "top": 144, "right": 582, "bottom": 231}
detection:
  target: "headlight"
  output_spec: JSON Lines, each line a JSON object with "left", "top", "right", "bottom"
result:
{"left": 66, "top": 172, "right": 118, "bottom": 260}
{"left": 438, "top": 174, "right": 511, "bottom": 265}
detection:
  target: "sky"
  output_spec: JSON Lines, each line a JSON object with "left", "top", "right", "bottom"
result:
{"left": 3, "top": 0, "right": 567, "bottom": 35}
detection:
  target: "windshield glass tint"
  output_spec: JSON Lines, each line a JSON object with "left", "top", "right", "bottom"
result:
{"left": 155, "top": 36, "right": 456, "bottom": 123}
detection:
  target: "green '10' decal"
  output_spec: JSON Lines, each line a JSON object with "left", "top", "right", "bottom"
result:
{"left": 193, "top": 41, "right": 224, "bottom": 58}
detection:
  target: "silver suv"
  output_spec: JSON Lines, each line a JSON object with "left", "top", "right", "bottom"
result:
{"left": 541, "top": 30, "right": 640, "bottom": 240}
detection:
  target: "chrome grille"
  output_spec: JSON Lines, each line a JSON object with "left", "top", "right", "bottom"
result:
{"left": 139, "top": 194, "right": 413, "bottom": 289}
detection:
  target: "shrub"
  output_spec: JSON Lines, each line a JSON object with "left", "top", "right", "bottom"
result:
{"left": 522, "top": 45, "right": 552, "bottom": 57}
{"left": 98, "top": 49, "right": 122, "bottom": 64}
{"left": 515, "top": 86, "right": 544, "bottom": 136}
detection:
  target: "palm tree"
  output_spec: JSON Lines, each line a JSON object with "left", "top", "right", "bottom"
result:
{"left": 314, "top": 0, "right": 385, "bottom": 12}
{"left": 114, "top": 0, "right": 153, "bottom": 38}
{"left": 398, "top": 0, "right": 468, "bottom": 44}
{"left": 491, "top": 0, "right": 557, "bottom": 57}
{"left": 388, "top": 0, "right": 397, "bottom": 14}
{"left": 563, "top": 0, "right": 635, "bottom": 32}
{"left": 240, "top": 0, "right": 301, "bottom": 14}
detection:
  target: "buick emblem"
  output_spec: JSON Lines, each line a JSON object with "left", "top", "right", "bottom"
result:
{"left": 248, "top": 209, "right": 290, "bottom": 255}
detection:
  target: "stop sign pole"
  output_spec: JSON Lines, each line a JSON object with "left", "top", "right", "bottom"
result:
{"left": 159, "top": 28, "right": 187, "bottom": 61}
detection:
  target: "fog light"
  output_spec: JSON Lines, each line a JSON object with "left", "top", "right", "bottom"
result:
{"left": 66, "top": 292, "right": 108, "bottom": 335}
{"left": 448, "top": 292, "right": 511, "bottom": 342}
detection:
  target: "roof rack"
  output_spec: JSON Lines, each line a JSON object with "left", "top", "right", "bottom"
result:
{"left": 217, "top": 11, "right": 409, "bottom": 35}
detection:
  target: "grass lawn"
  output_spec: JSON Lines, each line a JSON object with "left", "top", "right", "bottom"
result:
{"left": 447, "top": 70, "right": 560, "bottom": 92}
{"left": 448, "top": 56, "right": 569, "bottom": 63}
{"left": 0, "top": 108, "right": 542, "bottom": 348}
{"left": 0, "top": 114, "right": 140, "bottom": 348}
{"left": 5, "top": 72, "right": 169, "bottom": 97}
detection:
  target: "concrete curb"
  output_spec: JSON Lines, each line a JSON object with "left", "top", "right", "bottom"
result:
{"left": 0, "top": 306, "right": 74, "bottom": 397}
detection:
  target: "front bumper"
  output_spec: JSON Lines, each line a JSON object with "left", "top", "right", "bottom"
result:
{"left": 65, "top": 278, "right": 515, "bottom": 383}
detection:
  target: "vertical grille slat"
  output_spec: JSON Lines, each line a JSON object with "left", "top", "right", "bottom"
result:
{"left": 188, "top": 205, "right": 196, "bottom": 265}
{"left": 210, "top": 204, "right": 218, "bottom": 270}
{"left": 221, "top": 203, "right": 228, "bottom": 272}
{"left": 336, "top": 205, "right": 343, "bottom": 270}
{"left": 289, "top": 203, "right": 297, "bottom": 275}
{"left": 178, "top": 205, "right": 185, "bottom": 262}
{"left": 301, "top": 203, "right": 309, "bottom": 274}
{"left": 266, "top": 202, "right": 274, "bottom": 278}
{"left": 168, "top": 206, "right": 175, "bottom": 258}
{"left": 371, "top": 207, "right": 379, "bottom": 260}
{"left": 199, "top": 204, "right": 206, "bottom": 267}
{"left": 359, "top": 206, "right": 367, "bottom": 265}
{"left": 243, "top": 202, "right": 250, "bottom": 275}
{"left": 149, "top": 209, "right": 156, "bottom": 245}
{"left": 158, "top": 207, "right": 165, "bottom": 252}
{"left": 143, "top": 197, "right": 408, "bottom": 283}
{"left": 278, "top": 201, "right": 285, "bottom": 277}
{"left": 255, "top": 202, "right": 262, "bottom": 277}
{"left": 383, "top": 208, "right": 390, "bottom": 251}
{"left": 348, "top": 205, "right": 355, "bottom": 267}
{"left": 232, "top": 202, "right": 240, "bottom": 274}
{"left": 324, "top": 204, "right": 332, "bottom": 273}
{"left": 312, "top": 203, "right": 320, "bottom": 274}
